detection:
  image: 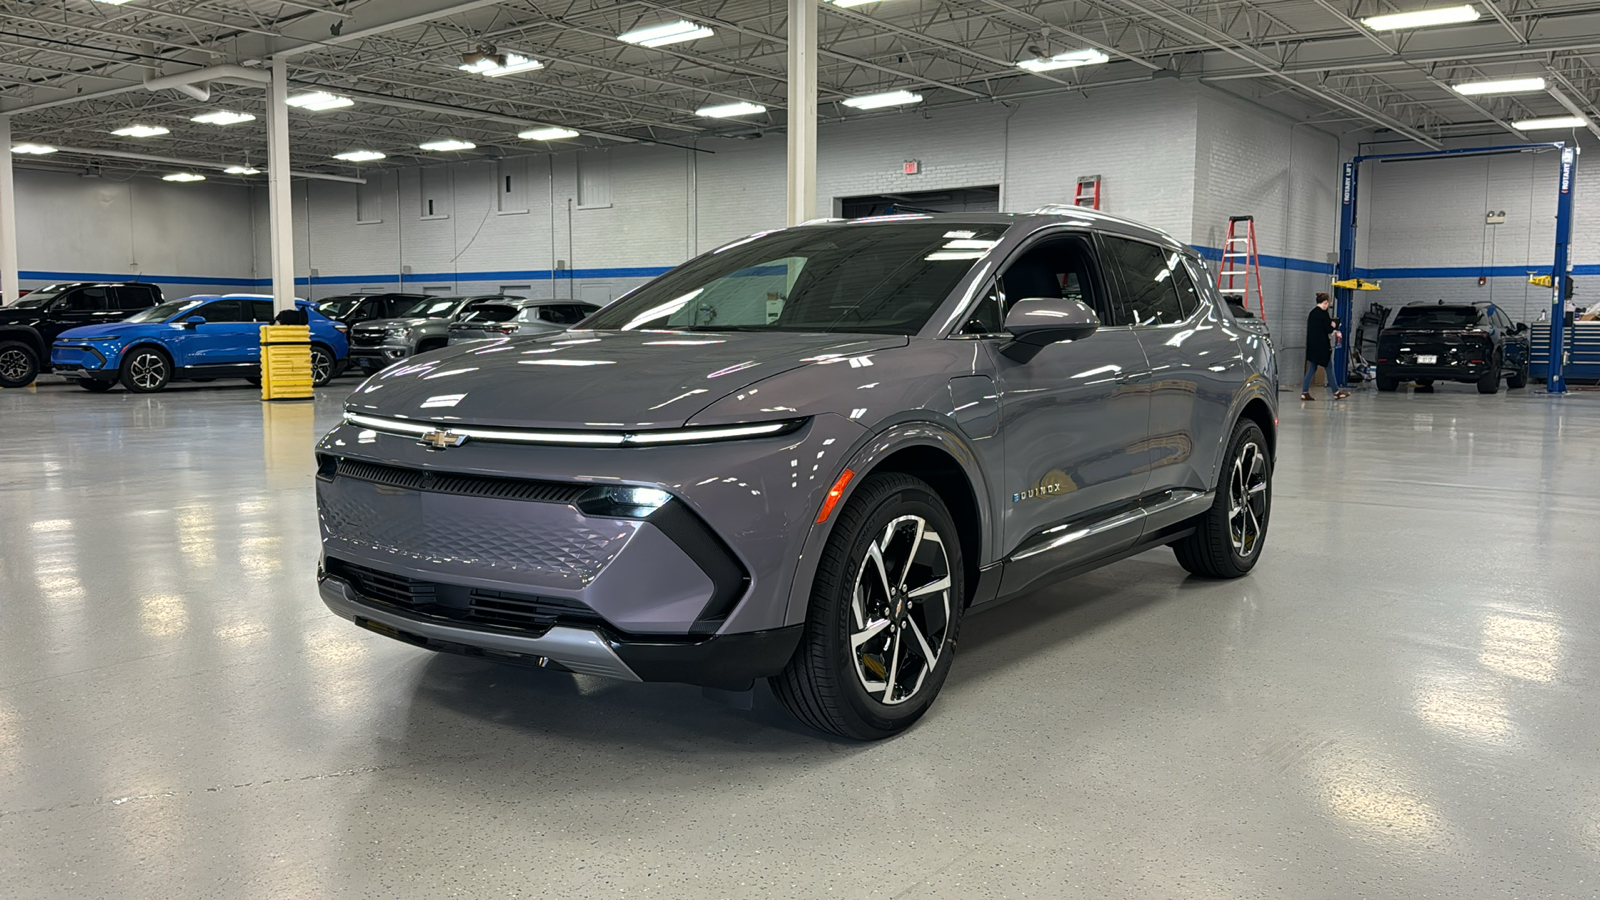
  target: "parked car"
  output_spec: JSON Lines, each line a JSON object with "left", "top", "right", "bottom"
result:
{"left": 314, "top": 210, "right": 1278, "bottom": 740}
{"left": 447, "top": 299, "right": 601, "bottom": 344}
{"left": 0, "top": 282, "right": 163, "bottom": 388}
{"left": 1375, "top": 300, "right": 1529, "bottom": 394}
{"left": 315, "top": 292, "right": 435, "bottom": 328}
{"left": 51, "top": 294, "right": 348, "bottom": 393}
{"left": 347, "top": 295, "right": 523, "bottom": 373}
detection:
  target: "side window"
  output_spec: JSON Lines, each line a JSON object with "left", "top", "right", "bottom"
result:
{"left": 115, "top": 286, "right": 152, "bottom": 310}
{"left": 539, "top": 304, "right": 589, "bottom": 325}
{"left": 194, "top": 300, "right": 244, "bottom": 323}
{"left": 1169, "top": 259, "right": 1203, "bottom": 320}
{"left": 1104, "top": 237, "right": 1187, "bottom": 326}
{"left": 962, "top": 234, "right": 1117, "bottom": 335}
{"left": 251, "top": 301, "right": 276, "bottom": 323}
{"left": 64, "top": 288, "right": 109, "bottom": 312}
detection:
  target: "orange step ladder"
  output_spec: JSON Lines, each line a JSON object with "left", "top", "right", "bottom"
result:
{"left": 1217, "top": 215, "right": 1266, "bottom": 320}
{"left": 1074, "top": 175, "right": 1101, "bottom": 210}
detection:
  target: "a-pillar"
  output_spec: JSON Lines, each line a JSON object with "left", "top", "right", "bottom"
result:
{"left": 786, "top": 0, "right": 818, "bottom": 226}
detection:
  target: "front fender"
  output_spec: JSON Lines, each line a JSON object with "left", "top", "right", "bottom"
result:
{"left": 0, "top": 324, "right": 46, "bottom": 357}
{"left": 780, "top": 417, "right": 997, "bottom": 627}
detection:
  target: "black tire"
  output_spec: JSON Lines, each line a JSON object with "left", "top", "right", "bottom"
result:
{"left": 246, "top": 377, "right": 262, "bottom": 387}
{"left": 771, "top": 472, "right": 965, "bottom": 740}
{"left": 1417, "top": 379, "right": 1434, "bottom": 387}
{"left": 310, "top": 344, "right": 336, "bottom": 387}
{"left": 1173, "top": 419, "right": 1272, "bottom": 579}
{"left": 76, "top": 378, "right": 115, "bottom": 392}
{"left": 0, "top": 341, "right": 40, "bottom": 389}
{"left": 1376, "top": 375, "right": 1399, "bottom": 392}
{"left": 1507, "top": 362, "right": 1528, "bottom": 389}
{"left": 1477, "top": 361, "right": 1501, "bottom": 394}
{"left": 119, "top": 346, "right": 171, "bottom": 393}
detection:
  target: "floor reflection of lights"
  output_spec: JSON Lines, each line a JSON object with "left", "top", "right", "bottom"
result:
{"left": 1480, "top": 613, "right": 1562, "bottom": 684}
{"left": 1309, "top": 749, "right": 1450, "bottom": 845}
{"left": 139, "top": 594, "right": 189, "bottom": 637}
{"left": 238, "top": 535, "right": 283, "bottom": 577}
{"left": 1413, "top": 672, "right": 1513, "bottom": 744}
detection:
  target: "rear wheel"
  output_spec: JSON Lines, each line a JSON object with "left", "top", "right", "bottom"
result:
{"left": 0, "top": 341, "right": 39, "bottom": 389}
{"left": 1507, "top": 361, "right": 1528, "bottom": 389}
{"left": 1477, "top": 360, "right": 1501, "bottom": 394}
{"left": 120, "top": 347, "right": 171, "bottom": 393}
{"left": 1376, "top": 375, "right": 1399, "bottom": 392}
{"left": 1173, "top": 419, "right": 1272, "bottom": 579}
{"left": 76, "top": 378, "right": 114, "bottom": 392}
{"left": 310, "top": 344, "right": 336, "bottom": 387}
{"left": 772, "top": 472, "right": 964, "bottom": 740}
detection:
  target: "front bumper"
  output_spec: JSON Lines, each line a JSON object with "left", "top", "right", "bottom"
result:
{"left": 319, "top": 572, "right": 802, "bottom": 688}
{"left": 51, "top": 344, "right": 115, "bottom": 376}
{"left": 348, "top": 338, "right": 411, "bottom": 369}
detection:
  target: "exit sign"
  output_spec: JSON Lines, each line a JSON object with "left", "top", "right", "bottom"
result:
{"left": 903, "top": 159, "right": 921, "bottom": 175}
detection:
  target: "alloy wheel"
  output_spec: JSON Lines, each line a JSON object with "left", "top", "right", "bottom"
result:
{"left": 311, "top": 349, "right": 332, "bottom": 385}
{"left": 129, "top": 353, "right": 167, "bottom": 390}
{"left": 849, "top": 515, "right": 954, "bottom": 706}
{"left": 1228, "top": 441, "right": 1268, "bottom": 557}
{"left": 0, "top": 348, "right": 29, "bottom": 383}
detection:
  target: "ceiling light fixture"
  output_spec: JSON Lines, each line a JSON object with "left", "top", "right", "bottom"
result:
{"left": 224, "top": 165, "right": 261, "bottom": 175}
{"left": 92, "top": 0, "right": 134, "bottom": 4}
{"left": 617, "top": 20, "right": 715, "bottom": 47}
{"left": 696, "top": 101, "right": 768, "bottom": 118}
{"left": 333, "top": 150, "right": 386, "bottom": 162}
{"left": 460, "top": 51, "right": 544, "bottom": 77}
{"left": 11, "top": 143, "right": 57, "bottom": 155}
{"left": 1361, "top": 4, "right": 1479, "bottom": 30}
{"left": 111, "top": 124, "right": 169, "bottom": 138}
{"left": 191, "top": 110, "right": 256, "bottom": 126}
{"left": 419, "top": 138, "right": 476, "bottom": 152}
{"left": 1017, "top": 48, "right": 1110, "bottom": 72}
{"left": 519, "top": 126, "right": 579, "bottom": 141}
{"left": 1511, "top": 116, "right": 1589, "bottom": 130}
{"left": 841, "top": 90, "right": 923, "bottom": 110}
{"left": 1452, "top": 77, "right": 1547, "bottom": 95}
{"left": 162, "top": 172, "right": 205, "bottom": 182}
{"left": 286, "top": 91, "right": 354, "bottom": 111}
{"left": 828, "top": 0, "right": 882, "bottom": 6}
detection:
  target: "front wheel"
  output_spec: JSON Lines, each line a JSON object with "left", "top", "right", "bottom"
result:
{"left": 0, "top": 341, "right": 39, "bottom": 389}
{"left": 1173, "top": 419, "right": 1272, "bottom": 578}
{"left": 310, "top": 345, "right": 336, "bottom": 387}
{"left": 1376, "top": 375, "right": 1399, "bottom": 392}
{"left": 771, "top": 473, "right": 965, "bottom": 740}
{"left": 119, "top": 347, "right": 171, "bottom": 393}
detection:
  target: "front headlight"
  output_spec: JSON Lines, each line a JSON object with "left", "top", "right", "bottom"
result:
{"left": 386, "top": 326, "right": 413, "bottom": 340}
{"left": 575, "top": 485, "right": 674, "bottom": 518}
{"left": 81, "top": 335, "right": 121, "bottom": 341}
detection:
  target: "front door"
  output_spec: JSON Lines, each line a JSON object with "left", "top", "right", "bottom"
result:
{"left": 48, "top": 287, "right": 119, "bottom": 342}
{"left": 175, "top": 300, "right": 257, "bottom": 369}
{"left": 976, "top": 232, "right": 1153, "bottom": 596}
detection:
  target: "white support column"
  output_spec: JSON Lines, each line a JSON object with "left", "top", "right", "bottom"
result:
{"left": 786, "top": 0, "right": 818, "bottom": 226}
{"left": 266, "top": 56, "right": 296, "bottom": 314}
{"left": 0, "top": 117, "right": 20, "bottom": 305}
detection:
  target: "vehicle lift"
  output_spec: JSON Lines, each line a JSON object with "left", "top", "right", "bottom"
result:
{"left": 1335, "top": 142, "right": 1578, "bottom": 394}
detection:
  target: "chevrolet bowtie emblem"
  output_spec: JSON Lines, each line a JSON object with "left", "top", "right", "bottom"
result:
{"left": 419, "top": 430, "right": 468, "bottom": 450}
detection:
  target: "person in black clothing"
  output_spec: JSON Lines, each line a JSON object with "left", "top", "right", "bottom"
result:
{"left": 1302, "top": 292, "right": 1347, "bottom": 400}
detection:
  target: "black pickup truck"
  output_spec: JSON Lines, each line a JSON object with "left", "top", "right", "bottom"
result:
{"left": 1375, "top": 301, "right": 1529, "bottom": 395}
{"left": 0, "top": 282, "right": 163, "bottom": 388}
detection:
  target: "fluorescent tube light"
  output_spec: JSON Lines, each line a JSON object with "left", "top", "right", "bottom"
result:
{"left": 333, "top": 150, "right": 386, "bottom": 162}
{"left": 111, "top": 124, "right": 169, "bottom": 138}
{"left": 162, "top": 172, "right": 205, "bottom": 182}
{"left": 1017, "top": 49, "right": 1110, "bottom": 72}
{"left": 1361, "top": 4, "right": 1479, "bottom": 30}
{"left": 286, "top": 91, "right": 354, "bottom": 111}
{"left": 1451, "top": 77, "right": 1546, "bottom": 95}
{"left": 696, "top": 101, "right": 767, "bottom": 118}
{"left": 519, "top": 127, "right": 579, "bottom": 141}
{"left": 1511, "top": 116, "right": 1589, "bottom": 129}
{"left": 223, "top": 165, "right": 261, "bottom": 175}
{"left": 459, "top": 52, "right": 544, "bottom": 77}
{"left": 419, "top": 138, "right": 476, "bottom": 152}
{"left": 11, "top": 143, "right": 57, "bottom": 155}
{"left": 841, "top": 90, "right": 923, "bottom": 110}
{"left": 617, "top": 20, "right": 715, "bottom": 47}
{"left": 191, "top": 110, "right": 256, "bottom": 126}
{"left": 829, "top": 0, "right": 881, "bottom": 6}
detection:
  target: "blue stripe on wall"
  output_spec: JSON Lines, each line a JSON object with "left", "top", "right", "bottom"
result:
{"left": 21, "top": 270, "right": 261, "bottom": 286}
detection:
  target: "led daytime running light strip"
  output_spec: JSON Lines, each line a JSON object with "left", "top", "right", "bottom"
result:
{"left": 344, "top": 412, "right": 802, "bottom": 445}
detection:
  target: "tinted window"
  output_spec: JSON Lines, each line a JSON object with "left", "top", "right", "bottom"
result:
{"left": 963, "top": 234, "right": 1114, "bottom": 334}
{"left": 584, "top": 223, "right": 1007, "bottom": 335}
{"left": 63, "top": 288, "right": 110, "bottom": 312}
{"left": 459, "top": 304, "right": 518, "bottom": 324}
{"left": 1392, "top": 306, "right": 1480, "bottom": 328}
{"left": 1104, "top": 237, "right": 1189, "bottom": 326}
{"left": 536, "top": 304, "right": 593, "bottom": 325}
{"left": 128, "top": 298, "right": 207, "bottom": 323}
{"left": 251, "top": 301, "right": 276, "bottom": 323}
{"left": 1170, "top": 258, "right": 1203, "bottom": 319}
{"left": 317, "top": 296, "right": 365, "bottom": 319}
{"left": 116, "top": 286, "right": 156, "bottom": 310}
{"left": 194, "top": 300, "right": 245, "bottom": 323}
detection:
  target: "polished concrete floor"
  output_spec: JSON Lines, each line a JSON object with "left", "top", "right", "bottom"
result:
{"left": 2, "top": 376, "right": 1598, "bottom": 899}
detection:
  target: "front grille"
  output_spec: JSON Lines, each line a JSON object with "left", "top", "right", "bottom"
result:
{"left": 352, "top": 332, "right": 385, "bottom": 346}
{"left": 334, "top": 458, "right": 587, "bottom": 504}
{"left": 327, "top": 557, "right": 608, "bottom": 634}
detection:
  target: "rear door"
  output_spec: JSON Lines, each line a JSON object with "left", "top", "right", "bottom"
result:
{"left": 112, "top": 285, "right": 159, "bottom": 316}
{"left": 48, "top": 287, "right": 117, "bottom": 342}
{"left": 180, "top": 300, "right": 257, "bottom": 367}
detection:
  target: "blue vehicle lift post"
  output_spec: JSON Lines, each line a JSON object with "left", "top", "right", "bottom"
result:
{"left": 1334, "top": 142, "right": 1576, "bottom": 394}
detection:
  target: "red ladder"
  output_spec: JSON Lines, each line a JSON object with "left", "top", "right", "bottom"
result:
{"left": 1217, "top": 215, "right": 1265, "bottom": 321}
{"left": 1074, "top": 175, "right": 1101, "bottom": 210}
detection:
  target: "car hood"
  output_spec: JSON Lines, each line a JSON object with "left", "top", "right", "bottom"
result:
{"left": 55, "top": 322, "right": 166, "bottom": 341}
{"left": 344, "top": 330, "right": 909, "bottom": 429}
{"left": 354, "top": 316, "right": 439, "bottom": 331}
{"left": 0, "top": 308, "right": 41, "bottom": 325}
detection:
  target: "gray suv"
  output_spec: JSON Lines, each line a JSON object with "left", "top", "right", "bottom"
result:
{"left": 315, "top": 210, "right": 1278, "bottom": 739}
{"left": 347, "top": 295, "right": 523, "bottom": 373}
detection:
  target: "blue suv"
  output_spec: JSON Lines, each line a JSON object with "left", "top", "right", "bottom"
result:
{"left": 51, "top": 294, "right": 348, "bottom": 393}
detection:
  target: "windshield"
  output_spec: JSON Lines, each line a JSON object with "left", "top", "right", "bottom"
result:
{"left": 395, "top": 297, "right": 467, "bottom": 319}
{"left": 1393, "top": 306, "right": 1481, "bottom": 328}
{"left": 10, "top": 291, "right": 60, "bottom": 309}
{"left": 317, "top": 296, "right": 366, "bottom": 318}
{"left": 583, "top": 222, "right": 1009, "bottom": 335}
{"left": 125, "top": 297, "right": 207, "bottom": 324}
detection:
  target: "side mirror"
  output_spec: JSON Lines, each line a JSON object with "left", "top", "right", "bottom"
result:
{"left": 183, "top": 316, "right": 207, "bottom": 328}
{"left": 1515, "top": 322, "right": 1528, "bottom": 334}
{"left": 1001, "top": 297, "right": 1101, "bottom": 363}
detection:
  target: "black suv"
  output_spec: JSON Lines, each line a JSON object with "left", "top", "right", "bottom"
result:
{"left": 1376, "top": 301, "right": 1529, "bottom": 394}
{"left": 315, "top": 293, "right": 434, "bottom": 327}
{"left": 0, "top": 283, "right": 163, "bottom": 388}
